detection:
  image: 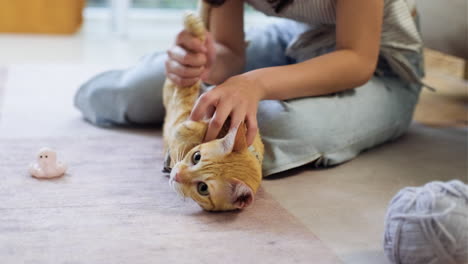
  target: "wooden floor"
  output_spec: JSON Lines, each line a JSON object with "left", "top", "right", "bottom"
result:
{"left": 413, "top": 49, "right": 468, "bottom": 127}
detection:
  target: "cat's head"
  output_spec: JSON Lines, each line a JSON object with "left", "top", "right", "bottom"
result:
{"left": 169, "top": 124, "right": 262, "bottom": 211}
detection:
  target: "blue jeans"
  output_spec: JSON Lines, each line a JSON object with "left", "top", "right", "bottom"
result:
{"left": 75, "top": 20, "right": 422, "bottom": 176}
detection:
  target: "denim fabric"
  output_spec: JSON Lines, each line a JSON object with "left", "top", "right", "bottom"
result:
{"left": 74, "top": 19, "right": 422, "bottom": 176}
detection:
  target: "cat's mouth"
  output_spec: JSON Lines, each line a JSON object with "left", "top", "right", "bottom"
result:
{"left": 169, "top": 167, "right": 181, "bottom": 183}
{"left": 169, "top": 167, "right": 187, "bottom": 197}
{"left": 169, "top": 177, "right": 186, "bottom": 198}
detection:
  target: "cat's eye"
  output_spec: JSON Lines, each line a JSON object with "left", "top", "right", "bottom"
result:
{"left": 191, "top": 151, "right": 201, "bottom": 165}
{"left": 197, "top": 182, "right": 209, "bottom": 196}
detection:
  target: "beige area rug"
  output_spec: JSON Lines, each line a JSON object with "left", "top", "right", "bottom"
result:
{"left": 0, "top": 65, "right": 341, "bottom": 263}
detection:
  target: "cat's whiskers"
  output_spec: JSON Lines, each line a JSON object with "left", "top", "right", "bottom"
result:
{"left": 179, "top": 183, "right": 188, "bottom": 198}
{"left": 175, "top": 149, "right": 183, "bottom": 163}
{"left": 169, "top": 178, "right": 176, "bottom": 191}
{"left": 170, "top": 178, "right": 187, "bottom": 198}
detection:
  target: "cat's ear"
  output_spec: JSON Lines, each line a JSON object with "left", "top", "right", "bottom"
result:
{"left": 221, "top": 123, "right": 247, "bottom": 154}
{"left": 229, "top": 179, "right": 254, "bottom": 209}
{"left": 232, "top": 123, "right": 247, "bottom": 152}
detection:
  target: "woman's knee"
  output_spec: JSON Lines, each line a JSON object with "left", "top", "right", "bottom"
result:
{"left": 74, "top": 70, "right": 128, "bottom": 126}
{"left": 74, "top": 52, "right": 168, "bottom": 126}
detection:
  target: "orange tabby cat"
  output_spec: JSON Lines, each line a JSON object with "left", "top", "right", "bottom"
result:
{"left": 162, "top": 11, "right": 264, "bottom": 211}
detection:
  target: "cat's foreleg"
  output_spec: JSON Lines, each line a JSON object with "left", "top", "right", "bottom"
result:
{"left": 162, "top": 150, "right": 172, "bottom": 173}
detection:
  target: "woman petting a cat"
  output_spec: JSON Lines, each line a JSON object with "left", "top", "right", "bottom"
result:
{"left": 75, "top": 0, "right": 424, "bottom": 176}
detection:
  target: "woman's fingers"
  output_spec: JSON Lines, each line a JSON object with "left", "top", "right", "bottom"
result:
{"left": 176, "top": 30, "right": 207, "bottom": 53}
{"left": 201, "top": 33, "right": 216, "bottom": 83}
{"left": 203, "top": 33, "right": 216, "bottom": 69}
{"left": 190, "top": 74, "right": 261, "bottom": 146}
{"left": 191, "top": 91, "right": 232, "bottom": 142}
{"left": 165, "top": 43, "right": 207, "bottom": 86}
{"left": 245, "top": 113, "right": 258, "bottom": 146}
{"left": 205, "top": 102, "right": 232, "bottom": 142}
{"left": 205, "top": 104, "right": 216, "bottom": 119}
{"left": 166, "top": 73, "right": 199, "bottom": 87}
{"left": 190, "top": 92, "right": 216, "bottom": 121}
{"left": 165, "top": 60, "right": 204, "bottom": 79}
{"left": 167, "top": 46, "right": 207, "bottom": 67}
{"left": 166, "top": 30, "right": 214, "bottom": 85}
{"left": 229, "top": 109, "right": 244, "bottom": 133}
{"left": 229, "top": 107, "right": 258, "bottom": 146}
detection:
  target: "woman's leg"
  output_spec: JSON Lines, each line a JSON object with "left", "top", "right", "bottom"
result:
{"left": 240, "top": 20, "right": 423, "bottom": 176}
{"left": 258, "top": 76, "right": 422, "bottom": 176}
{"left": 74, "top": 52, "right": 167, "bottom": 126}
{"left": 74, "top": 19, "right": 422, "bottom": 177}
{"left": 239, "top": 22, "right": 424, "bottom": 176}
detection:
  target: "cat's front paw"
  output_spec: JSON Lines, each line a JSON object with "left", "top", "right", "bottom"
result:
{"left": 162, "top": 150, "right": 172, "bottom": 174}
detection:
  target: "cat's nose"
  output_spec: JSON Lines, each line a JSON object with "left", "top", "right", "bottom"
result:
{"left": 174, "top": 173, "right": 182, "bottom": 183}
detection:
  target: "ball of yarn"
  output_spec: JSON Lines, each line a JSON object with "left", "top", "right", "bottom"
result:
{"left": 384, "top": 180, "right": 468, "bottom": 264}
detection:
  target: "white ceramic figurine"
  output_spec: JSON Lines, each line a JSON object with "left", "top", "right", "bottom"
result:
{"left": 29, "top": 148, "right": 67, "bottom": 179}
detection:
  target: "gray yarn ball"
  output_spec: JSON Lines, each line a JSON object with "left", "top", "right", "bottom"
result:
{"left": 384, "top": 180, "right": 468, "bottom": 264}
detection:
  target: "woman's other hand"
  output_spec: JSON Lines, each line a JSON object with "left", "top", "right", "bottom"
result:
{"left": 165, "top": 30, "right": 216, "bottom": 87}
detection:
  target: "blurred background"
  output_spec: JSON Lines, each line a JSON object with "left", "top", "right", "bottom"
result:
{"left": 88, "top": 0, "right": 196, "bottom": 8}
{"left": 0, "top": 0, "right": 274, "bottom": 66}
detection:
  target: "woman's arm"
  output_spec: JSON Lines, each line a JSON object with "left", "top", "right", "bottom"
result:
{"left": 248, "top": 0, "right": 384, "bottom": 100}
{"left": 165, "top": 0, "right": 244, "bottom": 87}
{"left": 203, "top": 0, "right": 245, "bottom": 85}
{"left": 191, "top": 0, "right": 384, "bottom": 145}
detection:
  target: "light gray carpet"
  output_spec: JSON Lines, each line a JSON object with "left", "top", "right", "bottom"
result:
{"left": 0, "top": 65, "right": 341, "bottom": 263}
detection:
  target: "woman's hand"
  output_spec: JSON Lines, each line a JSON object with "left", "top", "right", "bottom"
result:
{"left": 165, "top": 30, "right": 216, "bottom": 87}
{"left": 189, "top": 74, "right": 265, "bottom": 146}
